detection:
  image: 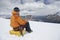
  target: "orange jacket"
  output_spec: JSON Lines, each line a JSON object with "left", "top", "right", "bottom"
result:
{"left": 10, "top": 11, "right": 27, "bottom": 28}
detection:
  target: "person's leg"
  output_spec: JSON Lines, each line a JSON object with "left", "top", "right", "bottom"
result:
{"left": 25, "top": 22, "right": 32, "bottom": 33}
{"left": 13, "top": 26, "right": 24, "bottom": 36}
{"left": 19, "top": 26, "right": 24, "bottom": 36}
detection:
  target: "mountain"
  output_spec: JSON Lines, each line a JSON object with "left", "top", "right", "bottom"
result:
{"left": 45, "top": 12, "right": 60, "bottom": 23}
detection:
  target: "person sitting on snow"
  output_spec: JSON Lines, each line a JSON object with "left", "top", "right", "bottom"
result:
{"left": 10, "top": 7, "right": 32, "bottom": 36}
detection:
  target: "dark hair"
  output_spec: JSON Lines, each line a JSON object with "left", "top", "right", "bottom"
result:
{"left": 14, "top": 7, "right": 20, "bottom": 12}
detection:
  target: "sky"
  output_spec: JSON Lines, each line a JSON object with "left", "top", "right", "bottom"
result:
{"left": 0, "top": 0, "right": 60, "bottom": 16}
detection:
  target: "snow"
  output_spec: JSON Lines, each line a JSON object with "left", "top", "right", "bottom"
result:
{"left": 0, "top": 18, "right": 60, "bottom": 40}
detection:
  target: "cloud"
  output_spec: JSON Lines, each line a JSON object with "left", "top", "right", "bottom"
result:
{"left": 0, "top": 0, "right": 60, "bottom": 16}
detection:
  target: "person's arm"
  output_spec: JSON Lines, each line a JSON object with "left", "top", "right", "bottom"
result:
{"left": 17, "top": 16, "right": 27, "bottom": 25}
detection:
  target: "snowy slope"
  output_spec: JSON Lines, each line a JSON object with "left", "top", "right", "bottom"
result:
{"left": 0, "top": 18, "right": 60, "bottom": 40}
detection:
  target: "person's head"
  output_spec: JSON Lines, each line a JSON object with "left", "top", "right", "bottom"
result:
{"left": 13, "top": 7, "right": 20, "bottom": 16}
{"left": 14, "top": 7, "right": 20, "bottom": 12}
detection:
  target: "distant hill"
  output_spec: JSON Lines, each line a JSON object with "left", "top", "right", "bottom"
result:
{"left": 1, "top": 13, "right": 60, "bottom": 23}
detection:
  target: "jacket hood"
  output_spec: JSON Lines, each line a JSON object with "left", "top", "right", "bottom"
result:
{"left": 12, "top": 11, "right": 18, "bottom": 15}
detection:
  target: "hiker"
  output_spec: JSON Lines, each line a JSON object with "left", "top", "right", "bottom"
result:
{"left": 10, "top": 7, "right": 32, "bottom": 36}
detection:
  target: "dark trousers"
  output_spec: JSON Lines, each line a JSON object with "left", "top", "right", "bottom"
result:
{"left": 13, "top": 22, "right": 32, "bottom": 32}
{"left": 25, "top": 22, "right": 32, "bottom": 32}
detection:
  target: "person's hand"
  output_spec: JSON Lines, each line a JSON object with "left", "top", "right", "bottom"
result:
{"left": 19, "top": 26, "right": 24, "bottom": 31}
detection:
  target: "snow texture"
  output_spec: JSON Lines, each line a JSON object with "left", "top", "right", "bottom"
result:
{"left": 0, "top": 18, "right": 60, "bottom": 40}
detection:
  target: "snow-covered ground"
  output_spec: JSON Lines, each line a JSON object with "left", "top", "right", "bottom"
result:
{"left": 0, "top": 18, "right": 60, "bottom": 40}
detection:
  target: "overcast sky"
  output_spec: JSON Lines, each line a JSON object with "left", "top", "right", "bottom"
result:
{"left": 0, "top": 0, "right": 60, "bottom": 16}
